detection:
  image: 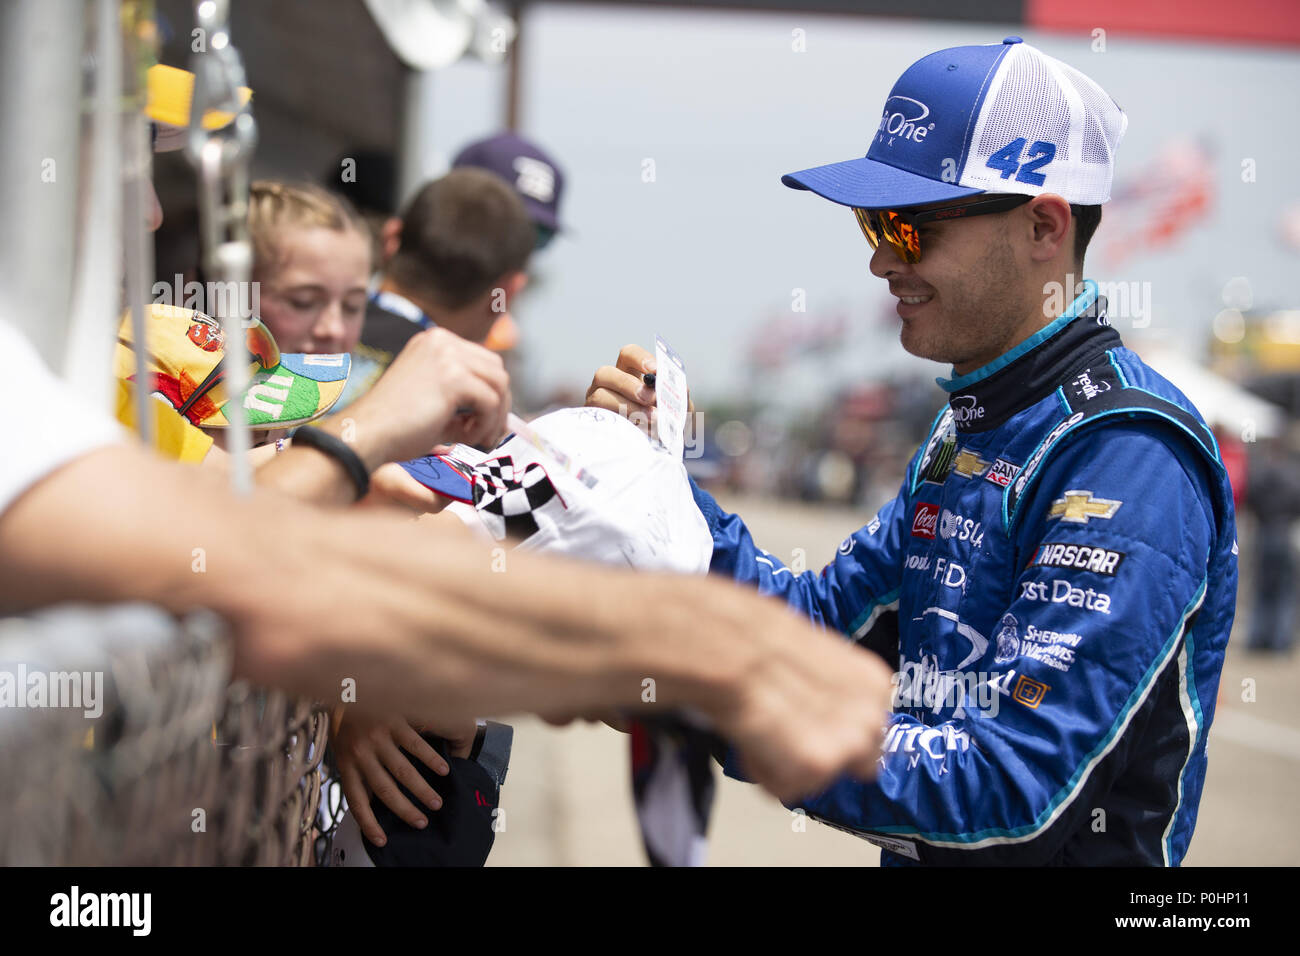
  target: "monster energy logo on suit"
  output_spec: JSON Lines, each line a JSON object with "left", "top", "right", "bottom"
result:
{"left": 921, "top": 434, "right": 958, "bottom": 484}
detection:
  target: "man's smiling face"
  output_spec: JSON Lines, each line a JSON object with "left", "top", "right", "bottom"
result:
{"left": 866, "top": 195, "right": 1044, "bottom": 376}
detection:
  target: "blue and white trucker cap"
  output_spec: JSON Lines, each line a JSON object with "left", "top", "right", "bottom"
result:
{"left": 782, "top": 37, "right": 1128, "bottom": 208}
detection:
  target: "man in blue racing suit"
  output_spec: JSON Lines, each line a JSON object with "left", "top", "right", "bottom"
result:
{"left": 585, "top": 38, "right": 1237, "bottom": 865}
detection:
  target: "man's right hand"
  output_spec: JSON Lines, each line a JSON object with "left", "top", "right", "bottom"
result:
{"left": 349, "top": 327, "right": 511, "bottom": 468}
{"left": 585, "top": 344, "right": 658, "bottom": 435}
{"left": 360, "top": 462, "right": 455, "bottom": 514}
{"left": 709, "top": 603, "right": 891, "bottom": 803}
{"left": 531, "top": 586, "right": 892, "bottom": 806}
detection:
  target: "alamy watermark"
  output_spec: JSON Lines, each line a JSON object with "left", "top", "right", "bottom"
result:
{"left": 152, "top": 274, "right": 260, "bottom": 323}
{"left": 619, "top": 404, "right": 705, "bottom": 458}
{"left": 49, "top": 886, "right": 150, "bottom": 936}
{"left": 893, "top": 661, "right": 1005, "bottom": 719}
{"left": 1045, "top": 273, "right": 1151, "bottom": 328}
{"left": 0, "top": 665, "right": 103, "bottom": 718}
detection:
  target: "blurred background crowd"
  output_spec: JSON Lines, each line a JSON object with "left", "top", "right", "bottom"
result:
{"left": 147, "top": 0, "right": 1300, "bottom": 657}
{"left": 11, "top": 0, "right": 1294, "bottom": 866}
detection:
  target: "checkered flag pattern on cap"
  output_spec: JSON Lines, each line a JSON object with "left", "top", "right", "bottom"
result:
{"left": 471, "top": 455, "right": 561, "bottom": 542}
{"left": 962, "top": 43, "right": 1127, "bottom": 204}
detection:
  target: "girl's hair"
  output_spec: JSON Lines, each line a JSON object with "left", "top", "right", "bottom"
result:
{"left": 248, "top": 180, "right": 371, "bottom": 276}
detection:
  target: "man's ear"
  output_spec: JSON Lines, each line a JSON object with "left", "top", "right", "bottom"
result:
{"left": 380, "top": 216, "right": 403, "bottom": 263}
{"left": 1026, "top": 194, "right": 1073, "bottom": 264}
{"left": 495, "top": 271, "right": 528, "bottom": 309}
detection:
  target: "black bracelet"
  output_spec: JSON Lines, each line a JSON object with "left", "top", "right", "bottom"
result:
{"left": 292, "top": 426, "right": 370, "bottom": 501}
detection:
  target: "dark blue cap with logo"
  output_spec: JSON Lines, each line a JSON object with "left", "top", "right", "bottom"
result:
{"left": 453, "top": 131, "right": 566, "bottom": 233}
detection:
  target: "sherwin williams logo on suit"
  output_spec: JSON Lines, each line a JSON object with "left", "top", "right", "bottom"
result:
{"left": 912, "top": 502, "right": 939, "bottom": 538}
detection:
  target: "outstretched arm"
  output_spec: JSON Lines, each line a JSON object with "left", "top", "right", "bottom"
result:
{"left": 0, "top": 441, "right": 892, "bottom": 803}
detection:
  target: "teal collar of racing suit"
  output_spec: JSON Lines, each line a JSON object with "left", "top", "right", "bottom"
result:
{"left": 935, "top": 280, "right": 1122, "bottom": 434}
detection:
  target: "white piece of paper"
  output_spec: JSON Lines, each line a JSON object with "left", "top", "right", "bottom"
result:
{"left": 654, "top": 334, "right": 688, "bottom": 460}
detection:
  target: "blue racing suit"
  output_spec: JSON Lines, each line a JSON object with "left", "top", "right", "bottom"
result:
{"left": 695, "top": 284, "right": 1237, "bottom": 865}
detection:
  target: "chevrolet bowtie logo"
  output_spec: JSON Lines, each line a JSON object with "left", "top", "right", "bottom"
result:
{"left": 1049, "top": 490, "right": 1122, "bottom": 524}
{"left": 952, "top": 449, "right": 990, "bottom": 478}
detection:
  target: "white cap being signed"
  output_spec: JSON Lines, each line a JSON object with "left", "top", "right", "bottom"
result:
{"left": 404, "top": 406, "right": 713, "bottom": 574}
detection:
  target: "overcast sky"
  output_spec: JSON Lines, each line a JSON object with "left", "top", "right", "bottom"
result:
{"left": 417, "top": 3, "right": 1300, "bottom": 408}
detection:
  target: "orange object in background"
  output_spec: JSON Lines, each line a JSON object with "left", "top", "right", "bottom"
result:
{"left": 484, "top": 314, "right": 519, "bottom": 352}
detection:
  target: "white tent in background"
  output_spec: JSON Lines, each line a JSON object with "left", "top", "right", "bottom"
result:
{"left": 1136, "top": 347, "right": 1287, "bottom": 439}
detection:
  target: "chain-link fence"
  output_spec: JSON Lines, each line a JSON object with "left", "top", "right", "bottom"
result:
{"left": 0, "top": 603, "right": 336, "bottom": 865}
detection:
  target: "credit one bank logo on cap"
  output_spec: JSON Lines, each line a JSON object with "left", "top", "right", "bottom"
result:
{"left": 877, "top": 96, "right": 935, "bottom": 146}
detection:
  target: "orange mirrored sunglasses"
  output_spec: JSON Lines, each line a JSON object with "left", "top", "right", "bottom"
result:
{"left": 853, "top": 194, "right": 1032, "bottom": 264}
